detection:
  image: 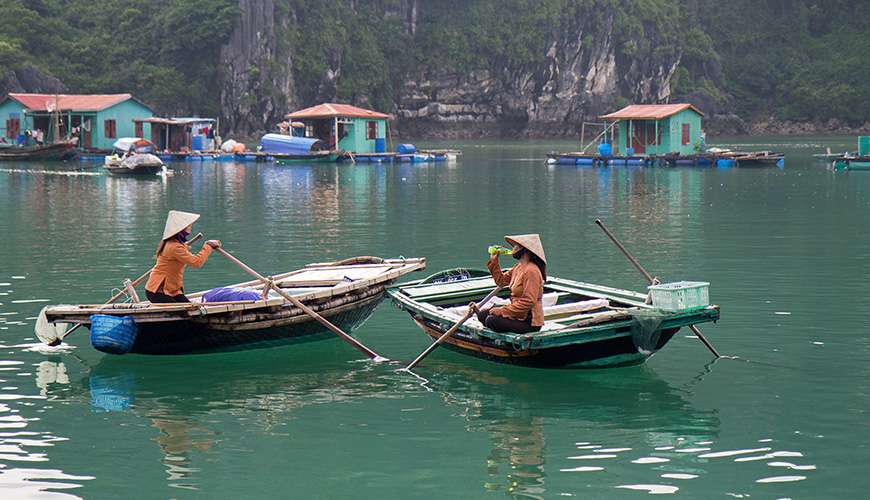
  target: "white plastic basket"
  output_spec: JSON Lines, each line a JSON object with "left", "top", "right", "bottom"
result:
{"left": 648, "top": 281, "right": 710, "bottom": 312}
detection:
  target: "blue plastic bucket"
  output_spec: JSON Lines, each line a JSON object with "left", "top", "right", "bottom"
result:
{"left": 598, "top": 143, "right": 613, "bottom": 157}
{"left": 90, "top": 314, "right": 137, "bottom": 354}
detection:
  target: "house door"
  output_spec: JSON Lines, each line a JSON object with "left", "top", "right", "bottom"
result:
{"left": 631, "top": 123, "right": 646, "bottom": 155}
{"left": 82, "top": 119, "right": 92, "bottom": 148}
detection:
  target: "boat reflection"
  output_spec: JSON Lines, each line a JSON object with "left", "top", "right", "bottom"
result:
{"left": 409, "top": 360, "right": 720, "bottom": 499}
{"left": 71, "top": 350, "right": 389, "bottom": 489}
{"left": 58, "top": 350, "right": 720, "bottom": 497}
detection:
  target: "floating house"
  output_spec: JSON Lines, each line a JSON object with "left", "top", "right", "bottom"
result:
{"left": 285, "top": 103, "right": 390, "bottom": 154}
{"left": 0, "top": 93, "right": 153, "bottom": 150}
{"left": 133, "top": 117, "right": 217, "bottom": 152}
{"left": 600, "top": 103, "right": 704, "bottom": 156}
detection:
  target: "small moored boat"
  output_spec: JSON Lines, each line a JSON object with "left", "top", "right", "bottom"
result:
{"left": 40, "top": 256, "right": 425, "bottom": 355}
{"left": 0, "top": 140, "right": 78, "bottom": 161}
{"left": 104, "top": 138, "right": 165, "bottom": 175}
{"left": 389, "top": 269, "right": 720, "bottom": 368}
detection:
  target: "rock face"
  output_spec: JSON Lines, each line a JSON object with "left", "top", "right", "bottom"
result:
{"left": 397, "top": 10, "right": 681, "bottom": 138}
{"left": 0, "top": 65, "right": 67, "bottom": 98}
{"left": 218, "top": 0, "right": 296, "bottom": 137}
{"left": 218, "top": 1, "right": 685, "bottom": 138}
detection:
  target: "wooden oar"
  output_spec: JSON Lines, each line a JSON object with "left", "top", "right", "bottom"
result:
{"left": 405, "top": 286, "right": 504, "bottom": 370}
{"left": 44, "top": 233, "right": 204, "bottom": 346}
{"left": 214, "top": 247, "right": 387, "bottom": 362}
{"left": 594, "top": 219, "right": 721, "bottom": 358}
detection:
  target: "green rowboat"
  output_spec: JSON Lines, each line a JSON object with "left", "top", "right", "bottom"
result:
{"left": 388, "top": 269, "right": 720, "bottom": 368}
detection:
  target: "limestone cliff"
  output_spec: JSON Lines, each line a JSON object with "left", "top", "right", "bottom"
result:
{"left": 218, "top": 0, "right": 296, "bottom": 136}
{"left": 218, "top": 1, "right": 686, "bottom": 138}
{"left": 0, "top": 65, "right": 66, "bottom": 98}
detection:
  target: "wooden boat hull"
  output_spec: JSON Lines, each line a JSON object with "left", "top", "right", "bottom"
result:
{"left": 833, "top": 157, "right": 870, "bottom": 171}
{"left": 0, "top": 142, "right": 78, "bottom": 161}
{"left": 104, "top": 165, "right": 164, "bottom": 175}
{"left": 389, "top": 271, "right": 720, "bottom": 369}
{"left": 41, "top": 256, "right": 426, "bottom": 355}
{"left": 412, "top": 316, "right": 683, "bottom": 368}
{"left": 128, "top": 292, "right": 383, "bottom": 355}
{"left": 274, "top": 151, "right": 339, "bottom": 164}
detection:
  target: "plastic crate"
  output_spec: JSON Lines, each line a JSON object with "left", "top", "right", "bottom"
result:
{"left": 648, "top": 281, "right": 710, "bottom": 312}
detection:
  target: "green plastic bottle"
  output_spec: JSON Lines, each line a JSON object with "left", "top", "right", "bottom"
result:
{"left": 488, "top": 245, "right": 512, "bottom": 256}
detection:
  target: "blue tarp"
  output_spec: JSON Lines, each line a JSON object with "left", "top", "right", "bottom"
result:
{"left": 202, "top": 287, "right": 261, "bottom": 303}
{"left": 260, "top": 134, "right": 323, "bottom": 155}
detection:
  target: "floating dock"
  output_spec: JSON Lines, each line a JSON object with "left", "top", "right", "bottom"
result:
{"left": 78, "top": 150, "right": 458, "bottom": 164}
{"left": 546, "top": 151, "right": 784, "bottom": 168}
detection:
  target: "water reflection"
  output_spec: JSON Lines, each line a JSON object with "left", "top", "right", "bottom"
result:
{"left": 410, "top": 361, "right": 720, "bottom": 498}
{"left": 0, "top": 358, "right": 91, "bottom": 498}
{"left": 71, "top": 352, "right": 400, "bottom": 490}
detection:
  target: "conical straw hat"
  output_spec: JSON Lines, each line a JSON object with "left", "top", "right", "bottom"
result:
{"left": 161, "top": 210, "right": 200, "bottom": 240}
{"left": 505, "top": 234, "right": 546, "bottom": 264}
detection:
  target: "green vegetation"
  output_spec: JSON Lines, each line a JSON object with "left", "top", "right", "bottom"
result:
{"left": 1, "top": 0, "right": 869, "bottom": 125}
{"left": 0, "top": 0, "right": 238, "bottom": 116}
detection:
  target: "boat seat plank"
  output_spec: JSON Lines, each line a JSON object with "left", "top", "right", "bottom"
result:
{"left": 402, "top": 277, "right": 497, "bottom": 299}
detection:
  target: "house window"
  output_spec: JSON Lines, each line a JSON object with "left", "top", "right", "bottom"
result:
{"left": 135, "top": 121, "right": 143, "bottom": 138}
{"left": 682, "top": 123, "right": 690, "bottom": 145}
{"left": 104, "top": 119, "right": 117, "bottom": 139}
{"left": 367, "top": 121, "right": 377, "bottom": 140}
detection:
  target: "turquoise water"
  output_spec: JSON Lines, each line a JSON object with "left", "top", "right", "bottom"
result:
{"left": 0, "top": 136, "right": 867, "bottom": 498}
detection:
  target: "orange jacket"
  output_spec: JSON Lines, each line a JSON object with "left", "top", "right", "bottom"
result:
{"left": 145, "top": 240, "right": 212, "bottom": 296}
{"left": 486, "top": 258, "right": 544, "bottom": 327}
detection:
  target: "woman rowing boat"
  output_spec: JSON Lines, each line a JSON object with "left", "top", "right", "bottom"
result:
{"left": 472, "top": 234, "right": 546, "bottom": 334}
{"left": 145, "top": 210, "right": 221, "bottom": 303}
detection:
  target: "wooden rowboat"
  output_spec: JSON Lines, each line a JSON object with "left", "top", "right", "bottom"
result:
{"left": 42, "top": 256, "right": 425, "bottom": 355}
{"left": 0, "top": 141, "right": 78, "bottom": 161}
{"left": 388, "top": 269, "right": 720, "bottom": 368}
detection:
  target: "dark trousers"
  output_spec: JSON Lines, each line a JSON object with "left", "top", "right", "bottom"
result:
{"left": 145, "top": 290, "right": 190, "bottom": 303}
{"left": 476, "top": 309, "right": 541, "bottom": 334}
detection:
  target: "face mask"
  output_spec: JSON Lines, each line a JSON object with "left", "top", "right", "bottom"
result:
{"left": 176, "top": 230, "right": 191, "bottom": 243}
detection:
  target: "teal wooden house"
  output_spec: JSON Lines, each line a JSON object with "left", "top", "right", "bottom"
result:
{"left": 600, "top": 104, "right": 704, "bottom": 156}
{"left": 0, "top": 93, "right": 153, "bottom": 150}
{"left": 285, "top": 103, "right": 390, "bottom": 154}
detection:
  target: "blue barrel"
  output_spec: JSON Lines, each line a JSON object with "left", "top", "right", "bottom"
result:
{"left": 397, "top": 143, "right": 416, "bottom": 154}
{"left": 375, "top": 138, "right": 386, "bottom": 153}
{"left": 576, "top": 158, "right": 594, "bottom": 166}
{"left": 192, "top": 135, "right": 204, "bottom": 151}
{"left": 90, "top": 315, "right": 137, "bottom": 354}
{"left": 716, "top": 159, "right": 735, "bottom": 168}
{"left": 598, "top": 143, "right": 612, "bottom": 157}
{"left": 625, "top": 147, "right": 634, "bottom": 157}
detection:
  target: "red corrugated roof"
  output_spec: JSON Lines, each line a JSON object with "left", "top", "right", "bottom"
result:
{"left": 5, "top": 93, "right": 139, "bottom": 112}
{"left": 600, "top": 103, "right": 704, "bottom": 120}
{"left": 286, "top": 103, "right": 391, "bottom": 120}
